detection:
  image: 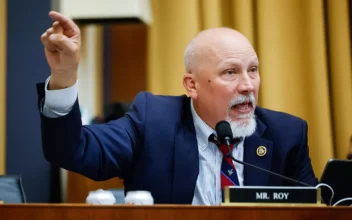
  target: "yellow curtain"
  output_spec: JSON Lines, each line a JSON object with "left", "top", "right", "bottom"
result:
{"left": 0, "top": 0, "right": 7, "bottom": 175}
{"left": 326, "top": 0, "right": 352, "bottom": 160}
{"left": 147, "top": 0, "right": 352, "bottom": 177}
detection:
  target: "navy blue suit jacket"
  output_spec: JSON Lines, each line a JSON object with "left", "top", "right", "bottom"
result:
{"left": 37, "top": 83, "right": 318, "bottom": 204}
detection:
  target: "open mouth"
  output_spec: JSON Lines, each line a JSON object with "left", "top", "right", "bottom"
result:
{"left": 231, "top": 101, "right": 254, "bottom": 113}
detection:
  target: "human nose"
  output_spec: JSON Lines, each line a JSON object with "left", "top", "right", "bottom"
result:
{"left": 237, "top": 73, "right": 254, "bottom": 94}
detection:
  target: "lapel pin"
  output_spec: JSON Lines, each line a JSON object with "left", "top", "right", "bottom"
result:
{"left": 256, "top": 146, "right": 267, "bottom": 157}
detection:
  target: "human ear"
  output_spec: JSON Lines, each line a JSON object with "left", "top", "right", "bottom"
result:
{"left": 183, "top": 73, "right": 197, "bottom": 99}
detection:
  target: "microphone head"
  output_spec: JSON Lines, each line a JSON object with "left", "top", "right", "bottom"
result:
{"left": 215, "top": 120, "right": 233, "bottom": 143}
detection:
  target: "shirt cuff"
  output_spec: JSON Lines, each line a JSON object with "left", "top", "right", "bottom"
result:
{"left": 42, "top": 76, "right": 78, "bottom": 118}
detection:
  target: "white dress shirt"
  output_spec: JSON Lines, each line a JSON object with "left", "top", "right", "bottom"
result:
{"left": 189, "top": 100, "right": 244, "bottom": 205}
{"left": 42, "top": 77, "right": 244, "bottom": 205}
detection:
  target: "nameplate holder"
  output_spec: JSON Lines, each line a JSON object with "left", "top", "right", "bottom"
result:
{"left": 223, "top": 186, "right": 322, "bottom": 206}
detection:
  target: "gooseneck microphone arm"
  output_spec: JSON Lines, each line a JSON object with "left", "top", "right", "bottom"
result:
{"left": 224, "top": 143, "right": 311, "bottom": 187}
{"left": 216, "top": 120, "right": 312, "bottom": 187}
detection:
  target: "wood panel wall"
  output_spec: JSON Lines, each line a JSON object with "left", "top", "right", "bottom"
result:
{"left": 110, "top": 24, "right": 147, "bottom": 102}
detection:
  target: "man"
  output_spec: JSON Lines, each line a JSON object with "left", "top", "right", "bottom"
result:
{"left": 38, "top": 11, "right": 318, "bottom": 205}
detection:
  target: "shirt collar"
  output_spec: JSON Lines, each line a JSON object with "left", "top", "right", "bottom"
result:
{"left": 190, "top": 99, "right": 216, "bottom": 151}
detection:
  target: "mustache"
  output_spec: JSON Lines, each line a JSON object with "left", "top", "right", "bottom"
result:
{"left": 229, "top": 93, "right": 256, "bottom": 107}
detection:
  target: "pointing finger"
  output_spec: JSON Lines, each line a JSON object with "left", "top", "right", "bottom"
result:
{"left": 48, "top": 11, "right": 79, "bottom": 37}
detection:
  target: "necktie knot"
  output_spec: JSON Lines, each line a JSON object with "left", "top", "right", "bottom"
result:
{"left": 208, "top": 134, "right": 242, "bottom": 156}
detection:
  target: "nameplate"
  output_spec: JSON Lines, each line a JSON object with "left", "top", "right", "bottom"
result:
{"left": 223, "top": 186, "right": 321, "bottom": 205}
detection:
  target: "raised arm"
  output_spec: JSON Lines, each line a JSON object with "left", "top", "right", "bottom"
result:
{"left": 38, "top": 11, "right": 144, "bottom": 181}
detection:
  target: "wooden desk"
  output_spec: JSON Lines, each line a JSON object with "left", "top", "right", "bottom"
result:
{"left": 0, "top": 204, "right": 351, "bottom": 220}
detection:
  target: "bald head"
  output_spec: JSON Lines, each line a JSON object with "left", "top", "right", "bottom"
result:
{"left": 184, "top": 27, "right": 255, "bottom": 73}
{"left": 182, "top": 27, "right": 260, "bottom": 132}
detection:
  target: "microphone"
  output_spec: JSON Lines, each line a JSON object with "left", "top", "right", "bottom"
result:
{"left": 215, "top": 120, "right": 312, "bottom": 187}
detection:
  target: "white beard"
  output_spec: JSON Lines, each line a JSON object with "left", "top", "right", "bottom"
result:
{"left": 225, "top": 93, "right": 257, "bottom": 138}
{"left": 226, "top": 113, "right": 257, "bottom": 138}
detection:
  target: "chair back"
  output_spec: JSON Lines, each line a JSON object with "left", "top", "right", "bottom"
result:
{"left": 0, "top": 175, "right": 26, "bottom": 203}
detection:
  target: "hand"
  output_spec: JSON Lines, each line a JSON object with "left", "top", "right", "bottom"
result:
{"left": 41, "top": 11, "right": 81, "bottom": 90}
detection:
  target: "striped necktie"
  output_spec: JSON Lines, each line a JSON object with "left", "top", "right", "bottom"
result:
{"left": 209, "top": 134, "right": 242, "bottom": 189}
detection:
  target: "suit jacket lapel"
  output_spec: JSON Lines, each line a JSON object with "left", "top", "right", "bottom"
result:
{"left": 172, "top": 97, "right": 199, "bottom": 204}
{"left": 243, "top": 117, "right": 273, "bottom": 186}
